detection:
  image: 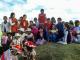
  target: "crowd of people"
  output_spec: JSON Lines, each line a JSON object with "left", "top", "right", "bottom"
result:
{"left": 0, "top": 9, "right": 80, "bottom": 60}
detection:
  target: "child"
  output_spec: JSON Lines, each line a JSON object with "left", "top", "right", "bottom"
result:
{"left": 31, "top": 24, "right": 39, "bottom": 41}
{"left": 1, "top": 32, "right": 8, "bottom": 51}
{"left": 24, "top": 41, "right": 36, "bottom": 60}
{"left": 38, "top": 9, "right": 46, "bottom": 25}
{"left": 25, "top": 28, "right": 34, "bottom": 42}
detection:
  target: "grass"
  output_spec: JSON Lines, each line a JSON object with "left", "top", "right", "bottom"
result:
{"left": 36, "top": 43, "right": 80, "bottom": 60}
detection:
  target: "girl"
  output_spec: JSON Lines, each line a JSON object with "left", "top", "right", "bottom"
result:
{"left": 20, "top": 14, "right": 28, "bottom": 31}
{"left": 36, "top": 27, "right": 46, "bottom": 45}
{"left": 9, "top": 12, "right": 18, "bottom": 35}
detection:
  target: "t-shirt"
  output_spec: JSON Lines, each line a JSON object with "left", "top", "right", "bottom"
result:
{"left": 20, "top": 20, "right": 28, "bottom": 30}
{"left": 38, "top": 13, "right": 46, "bottom": 24}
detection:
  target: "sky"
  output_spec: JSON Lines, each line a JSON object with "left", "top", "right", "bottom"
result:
{"left": 0, "top": 0, "right": 80, "bottom": 23}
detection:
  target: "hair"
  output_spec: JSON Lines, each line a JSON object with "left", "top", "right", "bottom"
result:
{"left": 23, "top": 14, "right": 26, "bottom": 17}
{"left": 69, "top": 20, "right": 74, "bottom": 25}
{"left": 64, "top": 22, "right": 70, "bottom": 29}
{"left": 10, "top": 12, "right": 15, "bottom": 18}
{"left": 51, "top": 17, "right": 56, "bottom": 23}
{"left": 75, "top": 20, "right": 79, "bottom": 27}
{"left": 40, "top": 9, "right": 44, "bottom": 12}
{"left": 57, "top": 17, "right": 62, "bottom": 21}
{"left": 3, "top": 16, "right": 7, "bottom": 19}
{"left": 47, "top": 18, "right": 50, "bottom": 20}
{"left": 34, "top": 17, "right": 37, "bottom": 21}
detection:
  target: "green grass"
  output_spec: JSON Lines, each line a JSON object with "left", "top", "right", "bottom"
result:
{"left": 36, "top": 43, "right": 80, "bottom": 60}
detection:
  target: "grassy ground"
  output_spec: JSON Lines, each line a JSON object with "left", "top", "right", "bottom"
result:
{"left": 36, "top": 43, "right": 80, "bottom": 60}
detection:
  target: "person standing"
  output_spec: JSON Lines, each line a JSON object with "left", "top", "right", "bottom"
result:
{"left": 1, "top": 16, "right": 10, "bottom": 33}
{"left": 9, "top": 12, "right": 18, "bottom": 35}
{"left": 38, "top": 9, "right": 47, "bottom": 25}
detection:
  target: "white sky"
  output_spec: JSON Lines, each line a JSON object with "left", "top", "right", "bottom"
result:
{"left": 0, "top": 0, "right": 80, "bottom": 23}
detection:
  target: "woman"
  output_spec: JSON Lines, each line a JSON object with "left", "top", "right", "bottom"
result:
{"left": 9, "top": 12, "right": 18, "bottom": 36}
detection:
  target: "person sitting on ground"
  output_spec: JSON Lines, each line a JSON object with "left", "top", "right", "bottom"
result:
{"left": 73, "top": 20, "right": 80, "bottom": 43}
{"left": 36, "top": 27, "right": 46, "bottom": 45}
{"left": 48, "top": 24, "right": 58, "bottom": 42}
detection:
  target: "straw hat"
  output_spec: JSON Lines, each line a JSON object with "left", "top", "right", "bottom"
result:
{"left": 15, "top": 33, "right": 21, "bottom": 37}
{"left": 26, "top": 28, "right": 31, "bottom": 32}
{"left": 18, "top": 28, "right": 24, "bottom": 32}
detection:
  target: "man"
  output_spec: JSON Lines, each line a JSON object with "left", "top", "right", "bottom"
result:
{"left": 1, "top": 16, "right": 10, "bottom": 33}
{"left": 56, "top": 17, "right": 64, "bottom": 42}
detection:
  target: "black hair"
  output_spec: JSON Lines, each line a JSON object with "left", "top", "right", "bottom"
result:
{"left": 10, "top": 12, "right": 15, "bottom": 18}
{"left": 75, "top": 20, "right": 79, "bottom": 27}
{"left": 40, "top": 9, "right": 44, "bottom": 12}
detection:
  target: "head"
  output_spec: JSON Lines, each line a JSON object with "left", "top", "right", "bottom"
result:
{"left": 10, "top": 12, "right": 15, "bottom": 18}
{"left": 51, "top": 17, "right": 56, "bottom": 23}
{"left": 57, "top": 17, "right": 62, "bottom": 23}
{"left": 69, "top": 20, "right": 74, "bottom": 27}
{"left": 32, "top": 24, "right": 36, "bottom": 28}
{"left": 30, "top": 21, "right": 33, "bottom": 25}
{"left": 64, "top": 22, "right": 70, "bottom": 29}
{"left": 2, "top": 32, "right": 7, "bottom": 36}
{"left": 23, "top": 14, "right": 27, "bottom": 20}
{"left": 19, "top": 16, "right": 23, "bottom": 21}
{"left": 40, "top": 9, "right": 44, "bottom": 14}
{"left": 34, "top": 17, "right": 37, "bottom": 23}
{"left": 47, "top": 18, "right": 51, "bottom": 22}
{"left": 3, "top": 16, "right": 7, "bottom": 22}
{"left": 75, "top": 20, "right": 80, "bottom": 27}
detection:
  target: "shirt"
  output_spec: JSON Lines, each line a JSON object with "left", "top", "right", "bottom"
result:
{"left": 38, "top": 13, "right": 46, "bottom": 24}
{"left": 1, "top": 22, "right": 10, "bottom": 32}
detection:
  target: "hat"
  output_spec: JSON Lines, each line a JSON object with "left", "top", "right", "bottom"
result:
{"left": 18, "top": 28, "right": 24, "bottom": 32}
{"left": 26, "top": 28, "right": 31, "bottom": 32}
{"left": 15, "top": 33, "right": 21, "bottom": 37}
{"left": 25, "top": 41, "right": 36, "bottom": 48}
{"left": 12, "top": 45, "right": 22, "bottom": 54}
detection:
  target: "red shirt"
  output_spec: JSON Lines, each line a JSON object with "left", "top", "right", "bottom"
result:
{"left": 44, "top": 21, "right": 52, "bottom": 30}
{"left": 11, "top": 18, "right": 18, "bottom": 33}
{"left": 20, "top": 20, "right": 28, "bottom": 30}
{"left": 38, "top": 13, "right": 46, "bottom": 24}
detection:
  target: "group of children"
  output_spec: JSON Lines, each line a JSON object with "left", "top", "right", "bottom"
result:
{"left": 0, "top": 9, "right": 80, "bottom": 60}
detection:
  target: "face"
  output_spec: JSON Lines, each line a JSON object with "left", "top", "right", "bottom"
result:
{"left": 23, "top": 16, "right": 27, "bottom": 20}
{"left": 12, "top": 14, "right": 15, "bottom": 18}
{"left": 3, "top": 17, "right": 7, "bottom": 21}
{"left": 41, "top": 10, "right": 44, "bottom": 14}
